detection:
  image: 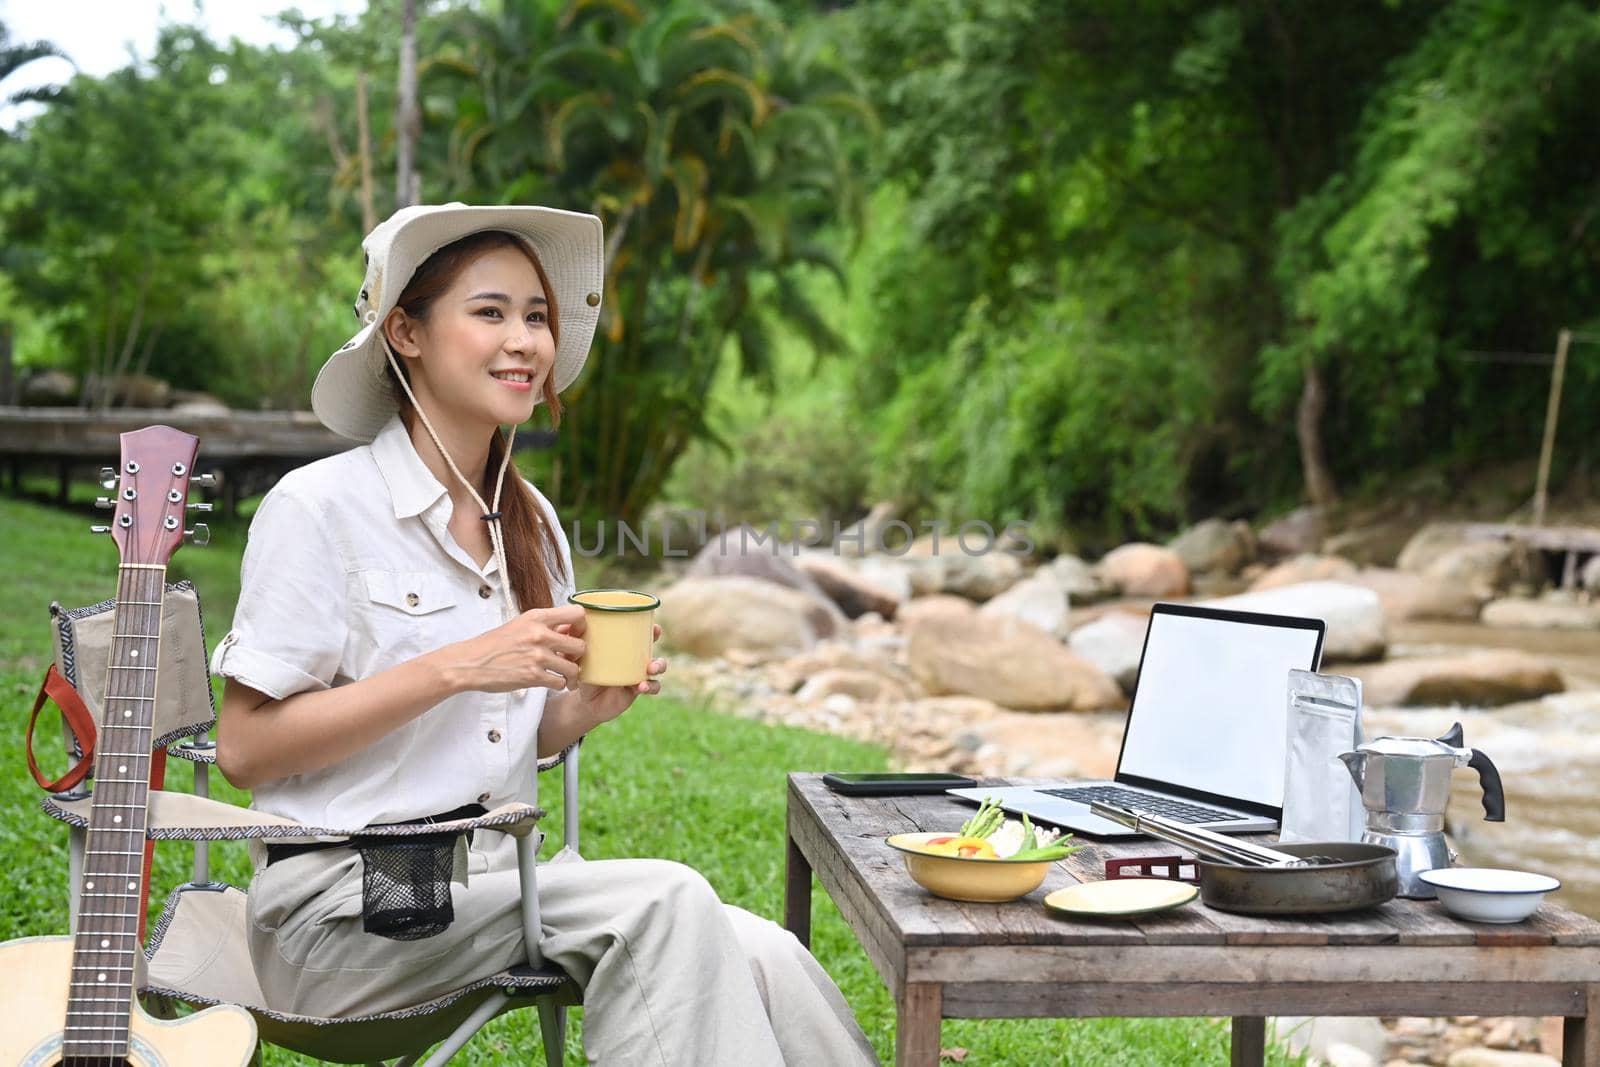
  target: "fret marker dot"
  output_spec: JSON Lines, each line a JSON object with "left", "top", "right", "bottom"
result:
{"left": 85, "top": 882, "right": 94, "bottom": 889}
{"left": 119, "top": 765, "right": 127, "bottom": 774}
{"left": 127, "top": 881, "right": 136, "bottom": 890}
{"left": 97, "top": 973, "right": 106, "bottom": 982}
{"left": 113, "top": 815, "right": 122, "bottom": 823}
{"left": 100, "top": 939, "right": 109, "bottom": 948}
{"left": 123, "top": 709, "right": 132, "bottom": 718}
{"left": 129, "top": 649, "right": 139, "bottom": 659}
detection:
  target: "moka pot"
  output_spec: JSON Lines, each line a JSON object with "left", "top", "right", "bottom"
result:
{"left": 1338, "top": 723, "right": 1505, "bottom": 899}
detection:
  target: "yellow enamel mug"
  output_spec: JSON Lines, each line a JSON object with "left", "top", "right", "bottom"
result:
{"left": 568, "top": 589, "right": 659, "bottom": 686}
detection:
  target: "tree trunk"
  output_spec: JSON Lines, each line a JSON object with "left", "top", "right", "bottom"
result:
{"left": 395, "top": 0, "right": 420, "bottom": 209}
{"left": 0, "top": 323, "right": 13, "bottom": 406}
{"left": 1297, "top": 356, "right": 1339, "bottom": 508}
{"left": 357, "top": 69, "right": 377, "bottom": 232}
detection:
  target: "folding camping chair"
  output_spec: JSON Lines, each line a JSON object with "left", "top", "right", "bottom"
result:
{"left": 39, "top": 588, "right": 580, "bottom": 1066}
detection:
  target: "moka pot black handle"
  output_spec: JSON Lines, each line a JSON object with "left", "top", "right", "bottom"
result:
{"left": 1467, "top": 748, "right": 1506, "bottom": 822}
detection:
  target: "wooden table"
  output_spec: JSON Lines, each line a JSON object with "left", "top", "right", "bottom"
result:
{"left": 783, "top": 774, "right": 1600, "bottom": 1066}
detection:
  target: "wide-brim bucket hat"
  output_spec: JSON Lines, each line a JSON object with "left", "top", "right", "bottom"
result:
{"left": 312, "top": 202, "right": 605, "bottom": 443}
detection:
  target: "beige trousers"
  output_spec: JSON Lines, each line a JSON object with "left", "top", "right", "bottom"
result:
{"left": 246, "top": 831, "right": 876, "bottom": 1066}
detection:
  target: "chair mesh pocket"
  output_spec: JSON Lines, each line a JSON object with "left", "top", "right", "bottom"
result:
{"left": 356, "top": 831, "right": 457, "bottom": 941}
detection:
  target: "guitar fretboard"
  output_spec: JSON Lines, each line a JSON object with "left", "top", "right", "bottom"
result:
{"left": 61, "top": 562, "right": 166, "bottom": 1060}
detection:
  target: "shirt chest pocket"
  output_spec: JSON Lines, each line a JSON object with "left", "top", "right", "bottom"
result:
{"left": 356, "top": 570, "right": 462, "bottom": 660}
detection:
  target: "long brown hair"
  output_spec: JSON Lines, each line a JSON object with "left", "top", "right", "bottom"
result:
{"left": 384, "top": 230, "right": 568, "bottom": 610}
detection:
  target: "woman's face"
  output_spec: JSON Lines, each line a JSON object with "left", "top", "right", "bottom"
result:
{"left": 393, "top": 244, "right": 556, "bottom": 431}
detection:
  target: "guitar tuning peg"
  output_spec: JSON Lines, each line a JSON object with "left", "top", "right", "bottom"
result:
{"left": 95, "top": 497, "right": 115, "bottom": 510}
{"left": 184, "top": 523, "right": 211, "bottom": 547}
{"left": 100, "top": 473, "right": 118, "bottom": 491}
{"left": 190, "top": 472, "right": 219, "bottom": 490}
{"left": 90, "top": 524, "right": 111, "bottom": 535}
{"left": 187, "top": 501, "right": 214, "bottom": 512}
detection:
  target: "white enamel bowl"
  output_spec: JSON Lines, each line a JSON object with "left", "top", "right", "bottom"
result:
{"left": 1418, "top": 867, "right": 1561, "bottom": 924}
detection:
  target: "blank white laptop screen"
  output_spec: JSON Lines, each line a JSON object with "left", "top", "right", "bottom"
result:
{"left": 1116, "top": 609, "right": 1324, "bottom": 809}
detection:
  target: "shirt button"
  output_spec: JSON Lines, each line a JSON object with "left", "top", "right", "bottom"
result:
{"left": 487, "top": 729, "right": 502, "bottom": 743}
{"left": 477, "top": 791, "right": 491, "bottom": 805}
{"left": 405, "top": 592, "right": 420, "bottom": 607}
{"left": 478, "top": 584, "right": 492, "bottom": 599}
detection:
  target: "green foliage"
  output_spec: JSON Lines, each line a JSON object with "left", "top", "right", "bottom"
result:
{"left": 0, "top": 28, "right": 236, "bottom": 392}
{"left": 428, "top": 0, "right": 874, "bottom": 522}
{"left": 4, "top": 0, "right": 1600, "bottom": 537}
{"left": 660, "top": 271, "right": 871, "bottom": 531}
{"left": 1265, "top": 0, "right": 1600, "bottom": 473}
{"left": 846, "top": 0, "right": 1600, "bottom": 537}
{"left": 0, "top": 22, "right": 371, "bottom": 406}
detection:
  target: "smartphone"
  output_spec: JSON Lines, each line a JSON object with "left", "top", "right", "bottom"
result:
{"left": 822, "top": 772, "right": 978, "bottom": 796}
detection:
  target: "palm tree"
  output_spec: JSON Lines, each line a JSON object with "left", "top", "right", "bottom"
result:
{"left": 0, "top": 20, "right": 68, "bottom": 113}
{"left": 426, "top": 0, "right": 875, "bottom": 521}
{"left": 396, "top": 0, "right": 421, "bottom": 207}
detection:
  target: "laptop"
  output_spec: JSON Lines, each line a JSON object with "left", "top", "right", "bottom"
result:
{"left": 947, "top": 602, "right": 1326, "bottom": 838}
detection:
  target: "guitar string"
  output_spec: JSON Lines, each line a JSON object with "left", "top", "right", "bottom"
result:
{"left": 67, "top": 465, "right": 172, "bottom": 1065}
{"left": 70, "top": 522, "right": 152, "bottom": 1062}
{"left": 80, "top": 481, "right": 161, "bottom": 1065}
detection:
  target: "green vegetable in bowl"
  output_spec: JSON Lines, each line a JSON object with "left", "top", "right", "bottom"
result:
{"left": 959, "top": 795, "right": 1005, "bottom": 840}
{"left": 1007, "top": 841, "right": 1082, "bottom": 862}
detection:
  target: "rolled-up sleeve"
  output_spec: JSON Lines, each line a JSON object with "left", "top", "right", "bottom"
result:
{"left": 211, "top": 486, "right": 349, "bottom": 701}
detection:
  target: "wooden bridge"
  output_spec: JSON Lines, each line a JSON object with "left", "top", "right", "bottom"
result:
{"left": 1462, "top": 521, "right": 1600, "bottom": 588}
{"left": 0, "top": 407, "right": 352, "bottom": 513}
{"left": 1, "top": 407, "right": 557, "bottom": 515}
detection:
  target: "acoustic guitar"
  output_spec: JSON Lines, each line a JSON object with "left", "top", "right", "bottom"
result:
{"left": 0, "top": 426, "right": 255, "bottom": 1065}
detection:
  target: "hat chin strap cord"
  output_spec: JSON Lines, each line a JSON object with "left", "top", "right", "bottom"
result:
{"left": 384, "top": 345, "right": 517, "bottom": 629}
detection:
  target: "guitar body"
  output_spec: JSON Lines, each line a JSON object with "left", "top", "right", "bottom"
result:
{"left": 0, "top": 937, "right": 256, "bottom": 1066}
{"left": 0, "top": 936, "right": 254, "bottom": 1065}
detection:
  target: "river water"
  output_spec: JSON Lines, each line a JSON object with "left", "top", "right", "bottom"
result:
{"left": 1363, "top": 621, "right": 1600, "bottom": 919}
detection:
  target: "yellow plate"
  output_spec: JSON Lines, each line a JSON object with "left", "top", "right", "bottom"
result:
{"left": 1044, "top": 879, "right": 1198, "bottom": 919}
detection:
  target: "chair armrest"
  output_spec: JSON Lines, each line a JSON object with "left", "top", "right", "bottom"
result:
{"left": 535, "top": 736, "right": 582, "bottom": 773}
{"left": 42, "top": 791, "right": 544, "bottom": 841}
{"left": 166, "top": 738, "right": 217, "bottom": 764}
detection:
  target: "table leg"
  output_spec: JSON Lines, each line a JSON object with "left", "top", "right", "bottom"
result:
{"left": 1231, "top": 1016, "right": 1266, "bottom": 1067}
{"left": 1564, "top": 985, "right": 1599, "bottom": 1066}
{"left": 896, "top": 983, "right": 942, "bottom": 1067}
{"left": 784, "top": 831, "right": 812, "bottom": 948}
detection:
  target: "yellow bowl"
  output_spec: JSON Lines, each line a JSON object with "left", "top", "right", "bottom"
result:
{"left": 886, "top": 832, "right": 1052, "bottom": 903}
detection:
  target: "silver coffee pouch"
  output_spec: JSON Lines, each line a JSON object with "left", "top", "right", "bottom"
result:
{"left": 1282, "top": 669, "right": 1365, "bottom": 843}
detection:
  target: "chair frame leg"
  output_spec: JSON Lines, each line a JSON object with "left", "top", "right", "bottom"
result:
{"left": 563, "top": 745, "right": 580, "bottom": 855}
{"left": 538, "top": 1000, "right": 566, "bottom": 1067}
{"left": 416, "top": 991, "right": 509, "bottom": 1067}
{"left": 192, "top": 753, "right": 211, "bottom": 883}
{"left": 67, "top": 821, "right": 85, "bottom": 934}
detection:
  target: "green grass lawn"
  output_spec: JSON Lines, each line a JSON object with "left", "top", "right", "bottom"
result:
{"left": 0, "top": 492, "right": 1305, "bottom": 1065}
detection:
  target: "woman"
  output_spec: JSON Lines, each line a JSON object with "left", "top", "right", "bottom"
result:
{"left": 212, "top": 203, "right": 875, "bottom": 1065}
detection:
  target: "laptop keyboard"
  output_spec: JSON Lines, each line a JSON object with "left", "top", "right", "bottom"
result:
{"left": 1040, "top": 785, "right": 1237, "bottom": 825}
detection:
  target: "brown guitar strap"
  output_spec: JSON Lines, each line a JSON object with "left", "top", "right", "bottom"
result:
{"left": 26, "top": 664, "right": 96, "bottom": 792}
{"left": 26, "top": 663, "right": 167, "bottom": 941}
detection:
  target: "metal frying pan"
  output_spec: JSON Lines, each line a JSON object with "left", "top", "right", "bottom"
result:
{"left": 1090, "top": 802, "right": 1399, "bottom": 915}
{"left": 1196, "top": 841, "right": 1399, "bottom": 915}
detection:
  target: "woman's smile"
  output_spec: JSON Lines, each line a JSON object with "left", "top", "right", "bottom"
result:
{"left": 490, "top": 369, "right": 536, "bottom": 392}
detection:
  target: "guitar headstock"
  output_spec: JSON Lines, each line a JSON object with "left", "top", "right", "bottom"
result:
{"left": 102, "top": 426, "right": 204, "bottom": 566}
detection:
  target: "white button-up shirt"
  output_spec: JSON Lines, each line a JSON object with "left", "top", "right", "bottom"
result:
{"left": 211, "top": 414, "right": 572, "bottom": 828}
